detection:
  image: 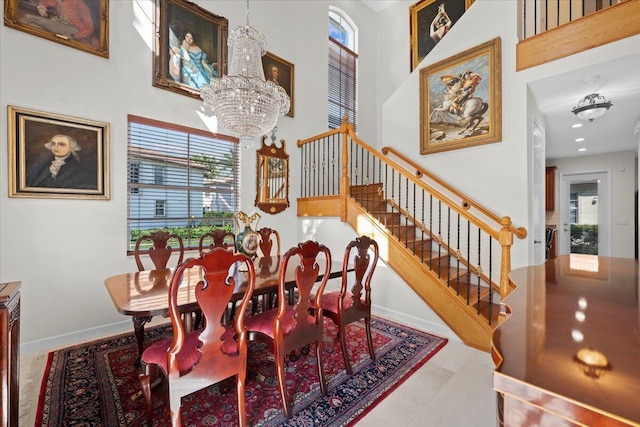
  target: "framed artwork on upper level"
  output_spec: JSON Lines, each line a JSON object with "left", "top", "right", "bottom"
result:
{"left": 409, "top": 0, "right": 473, "bottom": 71}
{"left": 262, "top": 52, "right": 294, "bottom": 117}
{"left": 153, "top": 0, "right": 228, "bottom": 100}
{"left": 3, "top": 0, "right": 109, "bottom": 58}
{"left": 420, "top": 37, "right": 501, "bottom": 155}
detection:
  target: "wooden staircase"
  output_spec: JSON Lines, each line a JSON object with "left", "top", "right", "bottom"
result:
{"left": 296, "top": 119, "right": 526, "bottom": 352}
{"left": 350, "top": 183, "right": 501, "bottom": 332}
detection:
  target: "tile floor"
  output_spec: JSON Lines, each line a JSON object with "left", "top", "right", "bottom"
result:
{"left": 19, "top": 330, "right": 497, "bottom": 426}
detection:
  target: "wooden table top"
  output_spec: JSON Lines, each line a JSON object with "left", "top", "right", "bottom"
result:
{"left": 104, "top": 255, "right": 346, "bottom": 318}
{"left": 493, "top": 254, "right": 640, "bottom": 425}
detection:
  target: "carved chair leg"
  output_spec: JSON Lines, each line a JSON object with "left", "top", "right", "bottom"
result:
{"left": 236, "top": 373, "right": 247, "bottom": 427}
{"left": 339, "top": 322, "right": 353, "bottom": 375}
{"left": 275, "top": 347, "right": 291, "bottom": 418}
{"left": 365, "top": 316, "right": 376, "bottom": 361}
{"left": 169, "top": 393, "right": 182, "bottom": 427}
{"left": 316, "top": 338, "right": 327, "bottom": 394}
{"left": 139, "top": 371, "right": 154, "bottom": 425}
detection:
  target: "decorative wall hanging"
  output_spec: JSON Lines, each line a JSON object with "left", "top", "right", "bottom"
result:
{"left": 255, "top": 130, "right": 289, "bottom": 214}
{"left": 153, "top": 0, "right": 228, "bottom": 99}
{"left": 420, "top": 37, "right": 501, "bottom": 155}
{"left": 4, "top": 0, "right": 109, "bottom": 58}
{"left": 261, "top": 52, "right": 294, "bottom": 117}
{"left": 409, "top": 0, "right": 473, "bottom": 71}
{"left": 7, "top": 105, "right": 110, "bottom": 199}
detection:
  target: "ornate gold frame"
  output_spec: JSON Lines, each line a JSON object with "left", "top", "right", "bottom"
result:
{"left": 4, "top": 0, "right": 109, "bottom": 58}
{"left": 419, "top": 37, "right": 501, "bottom": 155}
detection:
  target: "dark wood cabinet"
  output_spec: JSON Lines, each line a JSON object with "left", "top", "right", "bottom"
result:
{"left": 0, "top": 282, "right": 20, "bottom": 427}
{"left": 545, "top": 166, "right": 556, "bottom": 211}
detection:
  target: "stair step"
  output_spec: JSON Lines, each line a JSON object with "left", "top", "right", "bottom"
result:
{"left": 387, "top": 224, "right": 417, "bottom": 240}
{"left": 350, "top": 184, "right": 384, "bottom": 199}
{"left": 372, "top": 211, "right": 402, "bottom": 225}
{"left": 403, "top": 239, "right": 433, "bottom": 256}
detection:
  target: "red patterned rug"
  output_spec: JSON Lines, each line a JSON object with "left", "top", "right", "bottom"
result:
{"left": 35, "top": 316, "right": 446, "bottom": 426}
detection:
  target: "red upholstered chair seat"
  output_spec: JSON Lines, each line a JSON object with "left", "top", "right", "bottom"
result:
{"left": 244, "top": 307, "right": 315, "bottom": 338}
{"left": 141, "top": 327, "right": 238, "bottom": 375}
{"left": 318, "top": 291, "right": 354, "bottom": 313}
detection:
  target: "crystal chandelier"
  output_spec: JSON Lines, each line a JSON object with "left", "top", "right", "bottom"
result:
{"left": 200, "top": 1, "right": 290, "bottom": 149}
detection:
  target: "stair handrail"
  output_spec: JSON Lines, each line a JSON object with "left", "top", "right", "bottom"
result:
{"left": 298, "top": 117, "right": 527, "bottom": 297}
{"left": 381, "top": 146, "right": 527, "bottom": 240}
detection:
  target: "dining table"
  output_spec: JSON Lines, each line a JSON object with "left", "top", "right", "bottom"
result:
{"left": 104, "top": 255, "right": 349, "bottom": 365}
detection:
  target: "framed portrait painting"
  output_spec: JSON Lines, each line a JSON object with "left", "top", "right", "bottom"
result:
{"left": 262, "top": 52, "right": 294, "bottom": 117}
{"left": 3, "top": 0, "right": 109, "bottom": 58}
{"left": 7, "top": 106, "right": 110, "bottom": 199}
{"left": 420, "top": 37, "right": 501, "bottom": 155}
{"left": 153, "top": 0, "right": 228, "bottom": 100}
{"left": 409, "top": 0, "right": 473, "bottom": 71}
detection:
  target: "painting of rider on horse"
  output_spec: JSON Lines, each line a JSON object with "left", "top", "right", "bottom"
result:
{"left": 420, "top": 38, "right": 502, "bottom": 155}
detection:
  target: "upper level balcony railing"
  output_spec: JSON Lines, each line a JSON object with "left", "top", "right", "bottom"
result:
{"left": 516, "top": 0, "right": 639, "bottom": 70}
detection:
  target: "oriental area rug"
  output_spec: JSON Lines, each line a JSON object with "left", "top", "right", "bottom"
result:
{"left": 35, "top": 316, "right": 447, "bottom": 426}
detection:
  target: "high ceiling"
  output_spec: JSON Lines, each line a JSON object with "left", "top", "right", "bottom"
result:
{"left": 360, "top": 1, "right": 640, "bottom": 160}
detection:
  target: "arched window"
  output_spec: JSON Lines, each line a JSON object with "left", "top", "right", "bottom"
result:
{"left": 328, "top": 7, "right": 357, "bottom": 130}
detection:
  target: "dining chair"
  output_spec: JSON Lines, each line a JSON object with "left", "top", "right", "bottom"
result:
{"left": 138, "top": 248, "right": 256, "bottom": 427}
{"left": 198, "top": 229, "right": 236, "bottom": 253}
{"left": 244, "top": 240, "right": 331, "bottom": 418}
{"left": 255, "top": 227, "right": 281, "bottom": 311}
{"left": 134, "top": 229, "right": 185, "bottom": 271}
{"left": 318, "top": 236, "right": 379, "bottom": 375}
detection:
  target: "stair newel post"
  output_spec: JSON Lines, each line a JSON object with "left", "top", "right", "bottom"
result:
{"left": 498, "top": 216, "right": 514, "bottom": 298}
{"left": 340, "top": 116, "right": 351, "bottom": 221}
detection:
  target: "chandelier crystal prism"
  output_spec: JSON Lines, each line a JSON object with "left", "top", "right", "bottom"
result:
{"left": 200, "top": 1, "right": 290, "bottom": 149}
{"left": 571, "top": 93, "right": 612, "bottom": 122}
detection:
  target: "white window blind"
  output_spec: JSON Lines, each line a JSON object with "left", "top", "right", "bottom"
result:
{"left": 127, "top": 115, "right": 239, "bottom": 251}
{"left": 328, "top": 36, "right": 357, "bottom": 130}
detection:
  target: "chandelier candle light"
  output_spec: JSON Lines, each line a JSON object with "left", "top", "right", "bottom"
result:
{"left": 200, "top": 0, "right": 290, "bottom": 149}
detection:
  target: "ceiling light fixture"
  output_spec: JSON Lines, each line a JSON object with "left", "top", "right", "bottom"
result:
{"left": 575, "top": 137, "right": 585, "bottom": 142}
{"left": 571, "top": 123, "right": 583, "bottom": 129}
{"left": 572, "top": 93, "right": 612, "bottom": 122}
{"left": 200, "top": 0, "right": 290, "bottom": 149}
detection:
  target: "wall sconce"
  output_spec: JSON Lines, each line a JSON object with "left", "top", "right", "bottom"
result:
{"left": 573, "top": 348, "right": 612, "bottom": 379}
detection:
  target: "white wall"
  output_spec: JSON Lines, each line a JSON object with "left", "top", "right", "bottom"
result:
{"left": 0, "top": 0, "right": 380, "bottom": 350}
{"left": 548, "top": 151, "right": 636, "bottom": 258}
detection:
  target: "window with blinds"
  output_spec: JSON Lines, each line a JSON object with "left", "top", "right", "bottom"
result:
{"left": 328, "top": 9, "right": 357, "bottom": 130}
{"left": 328, "top": 36, "right": 357, "bottom": 130}
{"left": 127, "top": 115, "right": 239, "bottom": 251}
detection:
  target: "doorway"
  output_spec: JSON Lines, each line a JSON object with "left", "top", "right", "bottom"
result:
{"left": 558, "top": 171, "right": 610, "bottom": 256}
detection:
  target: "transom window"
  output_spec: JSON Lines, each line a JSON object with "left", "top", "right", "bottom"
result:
{"left": 127, "top": 115, "right": 239, "bottom": 252}
{"left": 328, "top": 7, "right": 358, "bottom": 130}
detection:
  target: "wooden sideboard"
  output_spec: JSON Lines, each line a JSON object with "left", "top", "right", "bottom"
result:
{"left": 493, "top": 256, "right": 640, "bottom": 426}
{"left": 0, "top": 282, "right": 20, "bottom": 427}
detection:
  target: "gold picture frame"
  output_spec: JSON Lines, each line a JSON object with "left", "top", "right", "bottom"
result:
{"left": 153, "top": 0, "right": 228, "bottom": 100}
{"left": 410, "top": 0, "right": 473, "bottom": 71}
{"left": 7, "top": 105, "right": 110, "bottom": 199}
{"left": 262, "top": 52, "right": 294, "bottom": 117}
{"left": 420, "top": 37, "right": 501, "bottom": 155}
{"left": 4, "top": 0, "right": 109, "bottom": 58}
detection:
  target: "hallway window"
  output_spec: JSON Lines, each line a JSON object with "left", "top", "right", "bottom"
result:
{"left": 328, "top": 8, "right": 357, "bottom": 130}
{"left": 127, "top": 115, "right": 239, "bottom": 251}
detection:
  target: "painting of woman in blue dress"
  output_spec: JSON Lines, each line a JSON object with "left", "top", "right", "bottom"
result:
{"left": 169, "top": 30, "right": 218, "bottom": 90}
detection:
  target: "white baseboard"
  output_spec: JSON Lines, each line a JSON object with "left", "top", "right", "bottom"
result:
{"left": 371, "top": 305, "right": 462, "bottom": 343}
{"left": 20, "top": 318, "right": 169, "bottom": 355}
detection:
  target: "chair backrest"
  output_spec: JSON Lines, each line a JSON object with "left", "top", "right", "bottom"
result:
{"left": 198, "top": 229, "right": 236, "bottom": 253}
{"left": 256, "top": 227, "right": 281, "bottom": 258}
{"left": 134, "top": 230, "right": 185, "bottom": 271}
{"left": 166, "top": 248, "right": 256, "bottom": 393}
{"left": 341, "top": 235, "right": 379, "bottom": 314}
{"left": 277, "top": 240, "right": 331, "bottom": 343}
